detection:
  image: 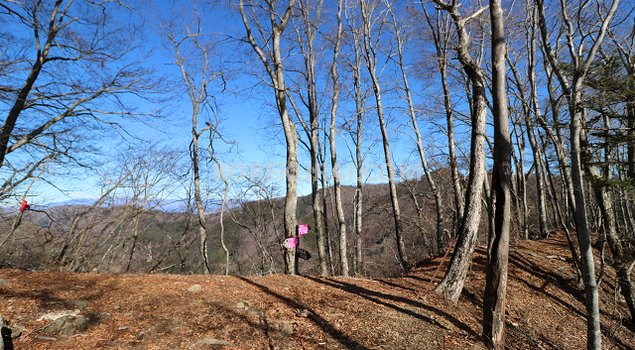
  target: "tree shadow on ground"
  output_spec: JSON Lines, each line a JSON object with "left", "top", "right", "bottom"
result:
{"left": 460, "top": 288, "right": 483, "bottom": 309}
{"left": 375, "top": 279, "right": 418, "bottom": 292}
{"left": 536, "top": 238, "right": 573, "bottom": 250}
{"left": 507, "top": 251, "right": 634, "bottom": 349}
{"left": 305, "top": 276, "right": 480, "bottom": 339}
{"left": 206, "top": 302, "right": 301, "bottom": 349}
{"left": 506, "top": 322, "right": 563, "bottom": 350}
{"left": 0, "top": 277, "right": 108, "bottom": 312}
{"left": 236, "top": 276, "right": 370, "bottom": 350}
{"left": 509, "top": 251, "right": 585, "bottom": 303}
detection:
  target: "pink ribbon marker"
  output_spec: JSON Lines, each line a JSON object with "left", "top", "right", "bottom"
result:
{"left": 283, "top": 237, "right": 297, "bottom": 249}
{"left": 298, "top": 224, "right": 309, "bottom": 235}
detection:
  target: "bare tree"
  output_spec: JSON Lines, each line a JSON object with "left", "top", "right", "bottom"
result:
{"left": 386, "top": 1, "right": 445, "bottom": 255}
{"left": 422, "top": 7, "right": 465, "bottom": 231}
{"left": 359, "top": 0, "right": 410, "bottom": 271}
{"left": 0, "top": 0, "right": 156, "bottom": 194}
{"left": 239, "top": 0, "right": 299, "bottom": 274}
{"left": 290, "top": 0, "right": 330, "bottom": 276}
{"left": 327, "top": 0, "right": 350, "bottom": 276}
{"left": 343, "top": 4, "right": 368, "bottom": 275}
{"left": 483, "top": 0, "right": 512, "bottom": 348}
{"left": 432, "top": 1, "right": 489, "bottom": 303}
{"left": 536, "top": 0, "right": 621, "bottom": 347}
{"left": 506, "top": 2, "right": 549, "bottom": 239}
{"left": 167, "top": 7, "right": 225, "bottom": 274}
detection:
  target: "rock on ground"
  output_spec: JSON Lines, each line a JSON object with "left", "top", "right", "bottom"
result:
{"left": 43, "top": 315, "right": 88, "bottom": 336}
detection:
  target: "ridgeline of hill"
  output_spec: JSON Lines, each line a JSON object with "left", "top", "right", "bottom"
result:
{"left": 1, "top": 231, "right": 634, "bottom": 349}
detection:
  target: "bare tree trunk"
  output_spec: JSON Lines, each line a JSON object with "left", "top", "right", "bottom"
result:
{"left": 526, "top": 5, "right": 549, "bottom": 237}
{"left": 312, "top": 161, "right": 329, "bottom": 276}
{"left": 328, "top": 0, "right": 349, "bottom": 277}
{"left": 432, "top": 2, "right": 489, "bottom": 303}
{"left": 295, "top": 0, "right": 329, "bottom": 277}
{"left": 125, "top": 216, "right": 140, "bottom": 273}
{"left": 387, "top": 1, "right": 445, "bottom": 254}
{"left": 349, "top": 19, "right": 366, "bottom": 276}
{"left": 240, "top": 0, "right": 298, "bottom": 274}
{"left": 193, "top": 124, "right": 211, "bottom": 274}
{"left": 511, "top": 120, "right": 528, "bottom": 239}
{"left": 320, "top": 165, "right": 335, "bottom": 275}
{"left": 211, "top": 139, "right": 230, "bottom": 275}
{"left": 570, "top": 94, "right": 602, "bottom": 349}
{"left": 595, "top": 185, "right": 635, "bottom": 325}
{"left": 483, "top": 1, "right": 512, "bottom": 348}
{"left": 537, "top": 0, "right": 621, "bottom": 346}
{"left": 359, "top": 0, "right": 409, "bottom": 271}
{"left": 422, "top": 7, "right": 464, "bottom": 229}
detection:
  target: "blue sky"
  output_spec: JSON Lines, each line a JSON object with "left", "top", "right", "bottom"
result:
{"left": 7, "top": 0, "right": 466, "bottom": 207}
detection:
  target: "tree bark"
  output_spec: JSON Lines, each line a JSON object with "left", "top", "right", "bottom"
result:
{"left": 536, "top": 0, "right": 620, "bottom": 346}
{"left": 483, "top": 1, "right": 512, "bottom": 348}
{"left": 328, "top": 0, "right": 349, "bottom": 277}
{"left": 433, "top": 1, "right": 489, "bottom": 302}
{"left": 295, "top": 0, "right": 330, "bottom": 277}
{"left": 349, "top": 19, "right": 365, "bottom": 276}
{"left": 239, "top": 0, "right": 298, "bottom": 274}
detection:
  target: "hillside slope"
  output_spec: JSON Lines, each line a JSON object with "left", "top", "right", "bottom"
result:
{"left": 1, "top": 233, "right": 634, "bottom": 349}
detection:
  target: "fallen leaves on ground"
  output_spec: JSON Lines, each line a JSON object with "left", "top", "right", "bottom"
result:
{"left": 1, "top": 232, "right": 634, "bottom": 349}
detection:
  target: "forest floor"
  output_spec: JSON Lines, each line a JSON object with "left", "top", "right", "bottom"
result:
{"left": 1, "top": 232, "right": 635, "bottom": 350}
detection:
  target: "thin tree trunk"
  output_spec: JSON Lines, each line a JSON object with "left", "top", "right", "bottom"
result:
{"left": 594, "top": 185, "right": 635, "bottom": 325}
{"left": 387, "top": 1, "right": 445, "bottom": 254}
{"left": 350, "top": 23, "right": 365, "bottom": 276}
{"left": 320, "top": 166, "right": 334, "bottom": 275}
{"left": 125, "top": 215, "right": 140, "bottom": 273}
{"left": 526, "top": 6, "right": 549, "bottom": 237}
{"left": 192, "top": 118, "right": 211, "bottom": 274}
{"left": 328, "top": 0, "right": 349, "bottom": 277}
{"left": 312, "top": 135, "right": 328, "bottom": 275}
{"left": 483, "top": 1, "right": 512, "bottom": 347}
{"left": 360, "top": 0, "right": 409, "bottom": 271}
{"left": 422, "top": 7, "right": 464, "bottom": 229}
{"left": 512, "top": 121, "right": 528, "bottom": 239}
{"left": 295, "top": 0, "right": 329, "bottom": 277}
{"left": 212, "top": 147, "right": 230, "bottom": 275}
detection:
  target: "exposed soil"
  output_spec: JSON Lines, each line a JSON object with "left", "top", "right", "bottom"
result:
{"left": 1, "top": 232, "right": 634, "bottom": 349}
